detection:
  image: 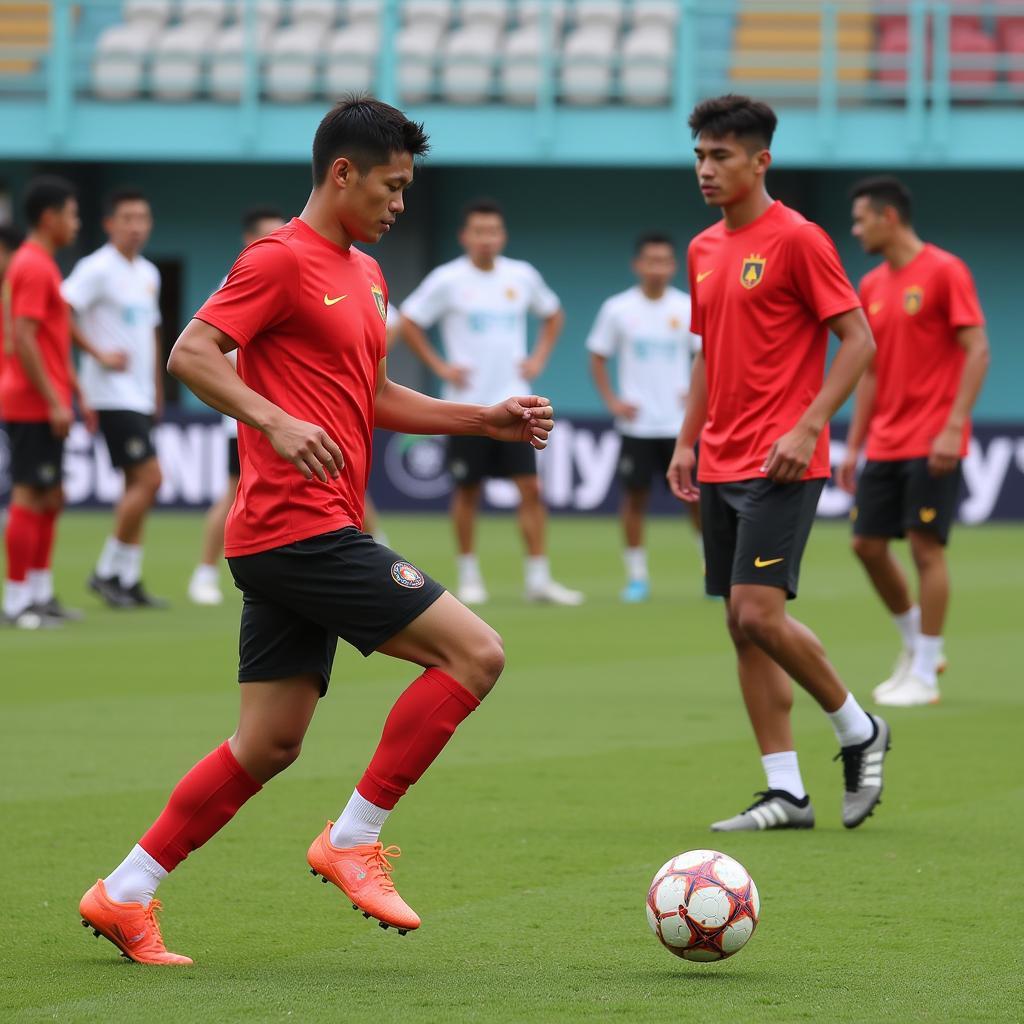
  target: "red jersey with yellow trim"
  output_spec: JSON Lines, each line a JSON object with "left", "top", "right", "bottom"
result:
{"left": 195, "top": 218, "right": 388, "bottom": 558}
{"left": 859, "top": 243, "right": 983, "bottom": 461}
{"left": 687, "top": 201, "right": 860, "bottom": 483}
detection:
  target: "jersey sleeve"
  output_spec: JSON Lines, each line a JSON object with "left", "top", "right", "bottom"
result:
{"left": 60, "top": 255, "right": 103, "bottom": 314}
{"left": 525, "top": 265, "right": 561, "bottom": 318}
{"left": 943, "top": 257, "right": 985, "bottom": 329}
{"left": 400, "top": 266, "right": 449, "bottom": 328}
{"left": 194, "top": 239, "right": 298, "bottom": 348}
{"left": 788, "top": 224, "right": 861, "bottom": 323}
{"left": 9, "top": 256, "right": 53, "bottom": 323}
{"left": 584, "top": 298, "right": 619, "bottom": 357}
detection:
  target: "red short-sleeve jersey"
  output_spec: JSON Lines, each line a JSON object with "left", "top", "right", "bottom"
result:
{"left": 195, "top": 218, "right": 388, "bottom": 557}
{"left": 687, "top": 201, "right": 860, "bottom": 483}
{"left": 859, "top": 243, "right": 984, "bottom": 461}
{"left": 0, "top": 241, "right": 72, "bottom": 422}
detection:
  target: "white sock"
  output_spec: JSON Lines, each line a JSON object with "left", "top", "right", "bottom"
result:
{"left": 96, "top": 536, "right": 124, "bottom": 580}
{"left": 893, "top": 605, "right": 920, "bottom": 653}
{"left": 911, "top": 634, "right": 943, "bottom": 687}
{"left": 624, "top": 546, "right": 648, "bottom": 583}
{"left": 761, "top": 750, "right": 806, "bottom": 800}
{"left": 827, "top": 692, "right": 875, "bottom": 747}
{"left": 104, "top": 844, "right": 167, "bottom": 907}
{"left": 3, "top": 579, "right": 31, "bottom": 617}
{"left": 191, "top": 563, "right": 219, "bottom": 587}
{"left": 525, "top": 554, "right": 551, "bottom": 591}
{"left": 330, "top": 789, "right": 391, "bottom": 849}
{"left": 28, "top": 568, "right": 53, "bottom": 605}
{"left": 120, "top": 544, "right": 143, "bottom": 588}
{"left": 457, "top": 553, "right": 481, "bottom": 587}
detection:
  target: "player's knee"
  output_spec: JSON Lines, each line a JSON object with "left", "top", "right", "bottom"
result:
{"left": 263, "top": 738, "right": 303, "bottom": 778}
{"left": 851, "top": 534, "right": 885, "bottom": 563}
{"left": 458, "top": 627, "right": 505, "bottom": 698}
{"left": 725, "top": 612, "right": 749, "bottom": 650}
{"left": 908, "top": 532, "right": 943, "bottom": 570}
{"left": 734, "top": 602, "right": 781, "bottom": 648}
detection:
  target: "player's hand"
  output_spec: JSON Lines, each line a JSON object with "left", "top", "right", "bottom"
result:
{"left": 48, "top": 402, "right": 73, "bottom": 440}
{"left": 837, "top": 453, "right": 859, "bottom": 495}
{"left": 762, "top": 424, "right": 817, "bottom": 484}
{"left": 80, "top": 402, "right": 99, "bottom": 435}
{"left": 928, "top": 425, "right": 961, "bottom": 477}
{"left": 609, "top": 397, "right": 639, "bottom": 421}
{"left": 265, "top": 413, "right": 345, "bottom": 482}
{"left": 483, "top": 396, "right": 555, "bottom": 450}
{"left": 99, "top": 349, "right": 129, "bottom": 372}
{"left": 667, "top": 443, "right": 699, "bottom": 503}
{"left": 519, "top": 354, "right": 547, "bottom": 381}
{"left": 439, "top": 363, "right": 471, "bottom": 389}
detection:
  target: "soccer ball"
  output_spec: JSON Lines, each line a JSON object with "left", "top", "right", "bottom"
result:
{"left": 646, "top": 849, "right": 760, "bottom": 962}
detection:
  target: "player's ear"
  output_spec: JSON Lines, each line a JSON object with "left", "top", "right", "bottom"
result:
{"left": 331, "top": 156, "right": 354, "bottom": 190}
{"left": 754, "top": 148, "right": 772, "bottom": 177}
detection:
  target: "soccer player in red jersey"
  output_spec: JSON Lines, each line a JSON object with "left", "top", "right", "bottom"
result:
{"left": 2, "top": 178, "right": 84, "bottom": 629}
{"left": 668, "top": 95, "right": 890, "bottom": 832}
{"left": 79, "top": 98, "right": 556, "bottom": 966}
{"left": 840, "top": 176, "right": 990, "bottom": 708}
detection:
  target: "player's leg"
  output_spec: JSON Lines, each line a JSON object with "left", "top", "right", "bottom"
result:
{"left": 618, "top": 436, "right": 652, "bottom": 601}
{"left": 451, "top": 480, "right": 486, "bottom": 603}
{"left": 114, "top": 455, "right": 165, "bottom": 606}
{"left": 4, "top": 482, "right": 49, "bottom": 627}
{"left": 189, "top": 474, "right": 238, "bottom": 606}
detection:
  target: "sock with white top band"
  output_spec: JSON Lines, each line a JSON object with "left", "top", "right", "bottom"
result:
{"left": 525, "top": 555, "right": 551, "bottom": 591}
{"left": 624, "top": 546, "right": 648, "bottom": 583}
{"left": 104, "top": 843, "right": 168, "bottom": 907}
{"left": 827, "top": 692, "right": 875, "bottom": 747}
{"left": 96, "top": 536, "right": 124, "bottom": 580}
{"left": 457, "top": 553, "right": 481, "bottom": 586}
{"left": 911, "top": 634, "right": 944, "bottom": 687}
{"left": 760, "top": 751, "right": 806, "bottom": 800}
{"left": 893, "top": 605, "right": 920, "bottom": 653}
{"left": 330, "top": 789, "right": 392, "bottom": 849}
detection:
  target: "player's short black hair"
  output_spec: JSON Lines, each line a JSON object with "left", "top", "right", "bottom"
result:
{"left": 850, "top": 175, "right": 913, "bottom": 225}
{"left": 23, "top": 176, "right": 77, "bottom": 228}
{"left": 688, "top": 94, "right": 777, "bottom": 151}
{"left": 242, "top": 205, "right": 285, "bottom": 234}
{"left": 312, "top": 94, "right": 429, "bottom": 184}
{"left": 0, "top": 224, "right": 23, "bottom": 252}
{"left": 460, "top": 198, "right": 505, "bottom": 228}
{"left": 634, "top": 231, "right": 676, "bottom": 255}
{"left": 104, "top": 187, "right": 149, "bottom": 216}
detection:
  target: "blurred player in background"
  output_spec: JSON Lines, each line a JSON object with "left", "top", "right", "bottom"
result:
{"left": 0, "top": 225, "right": 25, "bottom": 533}
{"left": 80, "top": 98, "right": 555, "bottom": 966}
{"left": 64, "top": 188, "right": 167, "bottom": 609}
{"left": 669, "top": 95, "right": 890, "bottom": 832}
{"left": 1, "top": 177, "right": 83, "bottom": 628}
{"left": 400, "top": 199, "right": 582, "bottom": 606}
{"left": 841, "top": 176, "right": 989, "bottom": 708}
{"left": 587, "top": 232, "right": 702, "bottom": 602}
{"left": 189, "top": 206, "right": 285, "bottom": 606}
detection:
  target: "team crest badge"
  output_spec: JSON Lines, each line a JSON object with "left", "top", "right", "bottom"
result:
{"left": 391, "top": 560, "right": 425, "bottom": 589}
{"left": 505, "top": 287, "right": 518, "bottom": 301}
{"left": 371, "top": 282, "right": 387, "bottom": 323}
{"left": 919, "top": 507, "right": 937, "bottom": 524}
{"left": 740, "top": 254, "right": 766, "bottom": 289}
{"left": 669, "top": 316, "right": 682, "bottom": 330}
{"left": 903, "top": 286, "right": 924, "bottom": 315}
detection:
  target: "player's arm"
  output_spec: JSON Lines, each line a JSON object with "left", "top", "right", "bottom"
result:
{"left": 667, "top": 351, "right": 708, "bottom": 503}
{"left": 167, "top": 318, "right": 344, "bottom": 482}
{"left": 589, "top": 353, "right": 637, "bottom": 421}
{"left": 153, "top": 327, "right": 165, "bottom": 419}
{"left": 522, "top": 308, "right": 565, "bottom": 381}
{"left": 836, "top": 362, "right": 876, "bottom": 495}
{"left": 399, "top": 314, "right": 469, "bottom": 388}
{"left": 374, "top": 357, "right": 554, "bottom": 449}
{"left": 68, "top": 309, "right": 128, "bottom": 371}
{"left": 764, "top": 308, "right": 875, "bottom": 484}
{"left": 929, "top": 324, "right": 990, "bottom": 476}
{"left": 12, "top": 315, "right": 72, "bottom": 438}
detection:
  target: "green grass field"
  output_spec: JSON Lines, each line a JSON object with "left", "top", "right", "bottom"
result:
{"left": 2, "top": 511, "right": 1022, "bottom": 1023}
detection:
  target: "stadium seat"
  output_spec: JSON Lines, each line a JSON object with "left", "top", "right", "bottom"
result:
{"left": 631, "top": 0, "right": 678, "bottom": 30}
{"left": 950, "top": 24, "right": 997, "bottom": 89}
{"left": 398, "top": 20, "right": 445, "bottom": 102}
{"left": 324, "top": 21, "right": 380, "bottom": 96}
{"left": 209, "top": 21, "right": 271, "bottom": 100}
{"left": 346, "top": 0, "right": 383, "bottom": 25}
{"left": 459, "top": 0, "right": 509, "bottom": 29}
{"left": 501, "top": 23, "right": 542, "bottom": 103}
{"left": 229, "top": 0, "right": 284, "bottom": 28}
{"left": 292, "top": 0, "right": 340, "bottom": 31}
{"left": 151, "top": 22, "right": 213, "bottom": 100}
{"left": 402, "top": 0, "right": 452, "bottom": 29}
{"left": 123, "top": 0, "right": 174, "bottom": 29}
{"left": 180, "top": 0, "right": 229, "bottom": 26}
{"left": 517, "top": 0, "right": 567, "bottom": 29}
{"left": 573, "top": 0, "right": 624, "bottom": 32}
{"left": 621, "top": 24, "right": 672, "bottom": 105}
{"left": 441, "top": 22, "right": 500, "bottom": 103}
{"left": 996, "top": 0, "right": 1024, "bottom": 49}
{"left": 1004, "top": 24, "right": 1024, "bottom": 86}
{"left": 265, "top": 23, "right": 325, "bottom": 101}
{"left": 93, "top": 22, "right": 160, "bottom": 100}
{"left": 560, "top": 23, "right": 616, "bottom": 105}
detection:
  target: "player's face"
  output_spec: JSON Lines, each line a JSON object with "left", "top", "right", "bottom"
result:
{"left": 243, "top": 217, "right": 286, "bottom": 246}
{"left": 105, "top": 199, "right": 153, "bottom": 255}
{"left": 693, "top": 133, "right": 769, "bottom": 208}
{"left": 47, "top": 197, "right": 80, "bottom": 248}
{"left": 850, "top": 196, "right": 892, "bottom": 255}
{"left": 633, "top": 243, "right": 677, "bottom": 291}
{"left": 337, "top": 151, "right": 414, "bottom": 244}
{"left": 459, "top": 213, "right": 507, "bottom": 264}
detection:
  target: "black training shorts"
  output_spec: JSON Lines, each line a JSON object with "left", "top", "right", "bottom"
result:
{"left": 447, "top": 435, "right": 536, "bottom": 486}
{"left": 852, "top": 457, "right": 962, "bottom": 546}
{"left": 617, "top": 436, "right": 677, "bottom": 492}
{"left": 97, "top": 410, "right": 156, "bottom": 469}
{"left": 227, "top": 527, "right": 446, "bottom": 696}
{"left": 5, "top": 420, "right": 64, "bottom": 488}
{"left": 700, "top": 478, "right": 825, "bottom": 600}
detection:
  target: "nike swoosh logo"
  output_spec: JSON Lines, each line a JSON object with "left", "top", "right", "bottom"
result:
{"left": 323, "top": 294, "right": 347, "bottom": 306}
{"left": 868, "top": 301, "right": 884, "bottom": 315}
{"left": 697, "top": 270, "right": 714, "bottom": 283}
{"left": 754, "top": 556, "right": 784, "bottom": 568}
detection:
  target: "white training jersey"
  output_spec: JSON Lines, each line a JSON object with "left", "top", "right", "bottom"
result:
{"left": 400, "top": 254, "right": 560, "bottom": 407}
{"left": 585, "top": 285, "right": 701, "bottom": 438}
{"left": 62, "top": 243, "right": 161, "bottom": 414}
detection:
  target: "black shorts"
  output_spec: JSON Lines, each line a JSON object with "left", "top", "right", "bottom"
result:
{"left": 97, "top": 410, "right": 156, "bottom": 469}
{"left": 447, "top": 434, "right": 536, "bottom": 486}
{"left": 227, "top": 527, "right": 446, "bottom": 696}
{"left": 227, "top": 436, "right": 240, "bottom": 477}
{"left": 5, "top": 421, "right": 64, "bottom": 488}
{"left": 852, "top": 457, "right": 962, "bottom": 546}
{"left": 618, "top": 436, "right": 677, "bottom": 492}
{"left": 700, "top": 478, "right": 825, "bottom": 600}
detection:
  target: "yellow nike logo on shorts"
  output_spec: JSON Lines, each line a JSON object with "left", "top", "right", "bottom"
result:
{"left": 754, "top": 556, "right": 784, "bottom": 568}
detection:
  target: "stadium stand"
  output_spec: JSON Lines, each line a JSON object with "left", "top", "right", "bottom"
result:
{"left": 0, "top": 2, "right": 53, "bottom": 85}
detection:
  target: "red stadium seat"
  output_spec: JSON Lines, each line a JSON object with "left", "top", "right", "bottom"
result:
{"left": 1003, "top": 24, "right": 1024, "bottom": 86}
{"left": 950, "top": 24, "right": 997, "bottom": 86}
{"left": 996, "top": 0, "right": 1024, "bottom": 50}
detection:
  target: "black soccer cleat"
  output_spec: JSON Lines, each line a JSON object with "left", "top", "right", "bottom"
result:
{"left": 87, "top": 573, "right": 134, "bottom": 608}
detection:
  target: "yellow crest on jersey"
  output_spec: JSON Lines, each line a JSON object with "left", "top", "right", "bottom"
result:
{"left": 371, "top": 282, "right": 387, "bottom": 323}
{"left": 903, "top": 286, "right": 924, "bottom": 315}
{"left": 920, "top": 507, "right": 937, "bottom": 523}
{"left": 740, "top": 255, "right": 766, "bottom": 289}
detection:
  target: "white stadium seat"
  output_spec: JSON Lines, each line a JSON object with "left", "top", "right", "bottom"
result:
{"left": 397, "top": 20, "right": 444, "bottom": 102}
{"left": 265, "top": 23, "right": 325, "bottom": 101}
{"left": 292, "top": 0, "right": 340, "bottom": 30}
{"left": 345, "top": 0, "right": 382, "bottom": 25}
{"left": 180, "top": 0, "right": 229, "bottom": 26}
{"left": 517, "top": 0, "right": 567, "bottom": 28}
{"left": 572, "top": 0, "right": 623, "bottom": 32}
{"left": 93, "top": 22, "right": 160, "bottom": 100}
{"left": 402, "top": 0, "right": 452, "bottom": 28}
{"left": 560, "top": 23, "right": 616, "bottom": 105}
{"left": 621, "top": 24, "right": 672, "bottom": 105}
{"left": 632, "top": 0, "right": 678, "bottom": 30}
{"left": 324, "top": 21, "right": 380, "bottom": 96}
{"left": 151, "top": 22, "right": 214, "bottom": 99}
{"left": 209, "top": 21, "right": 271, "bottom": 100}
{"left": 229, "top": 0, "right": 284, "bottom": 28}
{"left": 441, "top": 22, "right": 500, "bottom": 103}
{"left": 500, "top": 24, "right": 541, "bottom": 103}
{"left": 459, "top": 0, "right": 508, "bottom": 28}
{"left": 123, "top": 0, "right": 173, "bottom": 28}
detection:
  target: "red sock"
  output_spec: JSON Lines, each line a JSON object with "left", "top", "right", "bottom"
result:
{"left": 31, "top": 507, "right": 58, "bottom": 571}
{"left": 357, "top": 668, "right": 480, "bottom": 810}
{"left": 4, "top": 505, "right": 37, "bottom": 583}
{"left": 140, "top": 740, "right": 262, "bottom": 872}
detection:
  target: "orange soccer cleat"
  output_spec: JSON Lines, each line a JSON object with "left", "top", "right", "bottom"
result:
{"left": 307, "top": 822, "right": 421, "bottom": 934}
{"left": 79, "top": 880, "right": 193, "bottom": 966}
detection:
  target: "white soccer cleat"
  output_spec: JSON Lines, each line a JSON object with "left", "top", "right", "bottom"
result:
{"left": 457, "top": 580, "right": 489, "bottom": 606}
{"left": 188, "top": 576, "right": 224, "bottom": 606}
{"left": 872, "top": 649, "right": 912, "bottom": 702}
{"left": 525, "top": 580, "right": 585, "bottom": 606}
{"left": 874, "top": 672, "right": 940, "bottom": 707}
